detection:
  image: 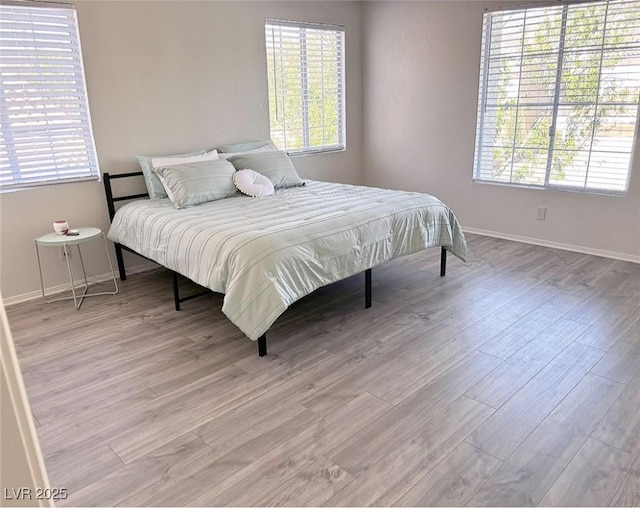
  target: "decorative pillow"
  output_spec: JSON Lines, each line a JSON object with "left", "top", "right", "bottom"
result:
{"left": 233, "top": 169, "right": 275, "bottom": 197}
{"left": 228, "top": 151, "right": 304, "bottom": 189}
{"left": 153, "top": 159, "right": 236, "bottom": 209}
{"left": 137, "top": 149, "right": 207, "bottom": 199}
{"left": 216, "top": 140, "right": 276, "bottom": 154}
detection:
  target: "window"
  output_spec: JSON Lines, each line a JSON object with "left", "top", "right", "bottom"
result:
{"left": 265, "top": 19, "right": 345, "bottom": 155}
{"left": 473, "top": 0, "right": 640, "bottom": 194}
{"left": 0, "top": 1, "right": 99, "bottom": 191}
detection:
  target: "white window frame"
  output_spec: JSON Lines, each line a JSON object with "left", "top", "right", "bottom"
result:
{"left": 265, "top": 19, "right": 345, "bottom": 155}
{"left": 0, "top": 0, "right": 99, "bottom": 191}
{"left": 472, "top": 0, "right": 640, "bottom": 195}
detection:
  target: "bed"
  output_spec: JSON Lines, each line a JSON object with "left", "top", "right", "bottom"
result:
{"left": 104, "top": 174, "right": 467, "bottom": 356}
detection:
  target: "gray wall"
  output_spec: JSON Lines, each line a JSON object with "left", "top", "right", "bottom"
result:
{"left": 2, "top": 0, "right": 639, "bottom": 302}
{"left": 361, "top": 1, "right": 640, "bottom": 261}
{"left": 0, "top": 1, "right": 364, "bottom": 301}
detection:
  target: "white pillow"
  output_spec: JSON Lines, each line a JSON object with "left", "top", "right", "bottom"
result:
{"left": 151, "top": 149, "right": 219, "bottom": 170}
{"left": 218, "top": 144, "right": 277, "bottom": 160}
{"left": 233, "top": 169, "right": 275, "bottom": 197}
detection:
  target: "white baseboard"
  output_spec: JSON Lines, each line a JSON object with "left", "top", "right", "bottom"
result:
{"left": 464, "top": 227, "right": 640, "bottom": 264}
{"left": 3, "top": 264, "right": 155, "bottom": 307}
{"left": 5, "top": 230, "right": 637, "bottom": 306}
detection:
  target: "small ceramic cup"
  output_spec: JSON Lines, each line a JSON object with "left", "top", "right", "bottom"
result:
{"left": 53, "top": 220, "right": 69, "bottom": 235}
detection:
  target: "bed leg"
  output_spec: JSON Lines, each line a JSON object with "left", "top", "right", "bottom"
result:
{"left": 172, "top": 271, "right": 181, "bottom": 311}
{"left": 440, "top": 247, "right": 447, "bottom": 277}
{"left": 258, "top": 334, "right": 267, "bottom": 357}
{"left": 365, "top": 268, "right": 372, "bottom": 308}
{"left": 115, "top": 244, "right": 127, "bottom": 281}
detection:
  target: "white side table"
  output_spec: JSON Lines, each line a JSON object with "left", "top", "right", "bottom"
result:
{"left": 35, "top": 227, "right": 118, "bottom": 309}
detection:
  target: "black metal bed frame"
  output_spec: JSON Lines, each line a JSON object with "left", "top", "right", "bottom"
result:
{"left": 103, "top": 171, "right": 448, "bottom": 357}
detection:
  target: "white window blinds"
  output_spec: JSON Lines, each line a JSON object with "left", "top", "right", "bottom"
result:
{"left": 473, "top": 0, "right": 640, "bottom": 194}
{"left": 0, "top": 1, "right": 99, "bottom": 190}
{"left": 265, "top": 20, "right": 345, "bottom": 154}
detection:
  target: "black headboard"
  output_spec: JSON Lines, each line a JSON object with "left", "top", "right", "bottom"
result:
{"left": 102, "top": 171, "right": 151, "bottom": 281}
{"left": 103, "top": 171, "right": 149, "bottom": 222}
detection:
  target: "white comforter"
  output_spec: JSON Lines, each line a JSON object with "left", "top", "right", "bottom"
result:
{"left": 107, "top": 180, "right": 467, "bottom": 340}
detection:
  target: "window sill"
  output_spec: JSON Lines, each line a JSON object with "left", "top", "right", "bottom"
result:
{"left": 472, "top": 179, "right": 628, "bottom": 197}
{"left": 287, "top": 146, "right": 345, "bottom": 158}
{"left": 0, "top": 175, "right": 100, "bottom": 194}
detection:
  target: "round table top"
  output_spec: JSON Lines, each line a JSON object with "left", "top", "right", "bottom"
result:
{"left": 35, "top": 227, "right": 103, "bottom": 246}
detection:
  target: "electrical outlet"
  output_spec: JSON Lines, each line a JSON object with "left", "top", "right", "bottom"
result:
{"left": 536, "top": 206, "right": 547, "bottom": 221}
{"left": 58, "top": 247, "right": 71, "bottom": 260}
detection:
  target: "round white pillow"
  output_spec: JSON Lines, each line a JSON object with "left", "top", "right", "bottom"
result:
{"left": 232, "top": 169, "right": 275, "bottom": 197}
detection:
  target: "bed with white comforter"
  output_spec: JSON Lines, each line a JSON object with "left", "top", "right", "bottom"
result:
{"left": 107, "top": 180, "right": 467, "bottom": 341}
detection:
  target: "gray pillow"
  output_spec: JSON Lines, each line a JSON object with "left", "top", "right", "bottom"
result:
{"left": 137, "top": 149, "right": 206, "bottom": 199}
{"left": 216, "top": 140, "right": 276, "bottom": 153}
{"left": 228, "top": 151, "right": 304, "bottom": 189}
{"left": 154, "top": 159, "right": 237, "bottom": 209}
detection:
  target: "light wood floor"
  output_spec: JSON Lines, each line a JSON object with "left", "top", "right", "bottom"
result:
{"left": 7, "top": 233, "right": 640, "bottom": 507}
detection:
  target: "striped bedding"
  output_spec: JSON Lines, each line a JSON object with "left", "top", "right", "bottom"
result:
{"left": 107, "top": 180, "right": 467, "bottom": 341}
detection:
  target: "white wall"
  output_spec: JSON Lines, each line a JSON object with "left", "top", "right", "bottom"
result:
{"left": 0, "top": 0, "right": 363, "bottom": 301}
{"left": 362, "top": 1, "right": 640, "bottom": 261}
{"left": 4, "top": 0, "right": 639, "bottom": 302}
